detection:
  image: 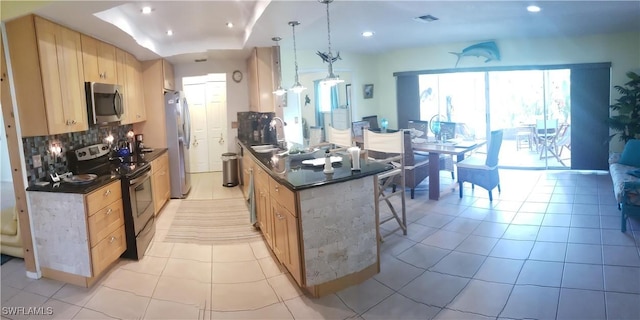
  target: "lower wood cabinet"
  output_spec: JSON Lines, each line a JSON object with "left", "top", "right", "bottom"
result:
{"left": 28, "top": 179, "right": 125, "bottom": 287}
{"left": 151, "top": 152, "right": 170, "bottom": 215}
{"left": 242, "top": 148, "right": 302, "bottom": 286}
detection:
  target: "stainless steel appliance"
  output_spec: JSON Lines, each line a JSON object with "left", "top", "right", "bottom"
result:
{"left": 121, "top": 164, "right": 155, "bottom": 260}
{"left": 67, "top": 143, "right": 155, "bottom": 260}
{"left": 165, "top": 91, "right": 191, "bottom": 198}
{"left": 86, "top": 82, "right": 124, "bottom": 125}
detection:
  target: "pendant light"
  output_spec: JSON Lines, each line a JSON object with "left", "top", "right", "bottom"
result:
{"left": 288, "top": 21, "right": 306, "bottom": 94}
{"left": 319, "top": 0, "right": 343, "bottom": 86}
{"left": 271, "top": 37, "right": 287, "bottom": 96}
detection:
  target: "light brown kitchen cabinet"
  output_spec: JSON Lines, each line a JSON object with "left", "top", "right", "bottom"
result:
{"left": 269, "top": 178, "right": 301, "bottom": 286}
{"left": 151, "top": 152, "right": 171, "bottom": 215}
{"left": 134, "top": 59, "right": 175, "bottom": 148}
{"left": 27, "top": 180, "right": 125, "bottom": 287}
{"left": 163, "top": 59, "right": 175, "bottom": 91}
{"left": 125, "top": 52, "right": 146, "bottom": 123}
{"left": 255, "top": 166, "right": 273, "bottom": 248}
{"left": 81, "top": 35, "right": 117, "bottom": 84}
{"left": 246, "top": 47, "right": 281, "bottom": 112}
{"left": 5, "top": 15, "right": 88, "bottom": 137}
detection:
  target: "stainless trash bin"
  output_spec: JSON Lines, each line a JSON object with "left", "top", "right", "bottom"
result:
{"left": 222, "top": 152, "right": 239, "bottom": 187}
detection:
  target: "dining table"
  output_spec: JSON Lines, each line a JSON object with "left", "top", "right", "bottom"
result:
{"left": 412, "top": 140, "right": 487, "bottom": 200}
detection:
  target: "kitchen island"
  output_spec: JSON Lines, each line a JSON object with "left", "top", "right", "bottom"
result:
{"left": 238, "top": 139, "right": 391, "bottom": 297}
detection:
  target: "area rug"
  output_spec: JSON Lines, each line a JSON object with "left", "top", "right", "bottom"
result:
{"left": 164, "top": 198, "right": 262, "bottom": 245}
{"left": 1, "top": 254, "right": 13, "bottom": 265}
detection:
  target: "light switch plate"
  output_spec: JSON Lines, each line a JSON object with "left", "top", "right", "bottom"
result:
{"left": 32, "top": 155, "right": 42, "bottom": 168}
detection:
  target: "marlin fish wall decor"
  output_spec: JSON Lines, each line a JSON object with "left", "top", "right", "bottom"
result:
{"left": 449, "top": 41, "right": 500, "bottom": 67}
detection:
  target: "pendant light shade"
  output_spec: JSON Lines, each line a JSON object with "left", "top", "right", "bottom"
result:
{"left": 319, "top": 0, "right": 343, "bottom": 86}
{"left": 288, "top": 21, "right": 306, "bottom": 93}
{"left": 271, "top": 37, "right": 287, "bottom": 96}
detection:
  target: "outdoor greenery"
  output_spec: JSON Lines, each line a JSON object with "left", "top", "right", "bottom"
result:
{"left": 609, "top": 71, "right": 640, "bottom": 143}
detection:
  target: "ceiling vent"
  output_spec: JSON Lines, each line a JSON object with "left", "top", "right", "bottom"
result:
{"left": 414, "top": 14, "right": 439, "bottom": 23}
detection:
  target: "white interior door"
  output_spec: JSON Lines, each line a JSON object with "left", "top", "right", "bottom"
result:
{"left": 184, "top": 83, "right": 209, "bottom": 173}
{"left": 206, "top": 81, "right": 227, "bottom": 172}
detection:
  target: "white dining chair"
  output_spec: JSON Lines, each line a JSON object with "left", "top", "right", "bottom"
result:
{"left": 364, "top": 129, "right": 407, "bottom": 238}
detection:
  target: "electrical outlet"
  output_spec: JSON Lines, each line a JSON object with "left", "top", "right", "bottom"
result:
{"left": 32, "top": 155, "right": 42, "bottom": 168}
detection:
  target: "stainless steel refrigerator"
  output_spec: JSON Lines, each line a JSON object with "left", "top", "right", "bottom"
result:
{"left": 165, "top": 91, "right": 191, "bottom": 198}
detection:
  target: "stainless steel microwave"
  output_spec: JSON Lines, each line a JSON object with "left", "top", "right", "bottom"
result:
{"left": 86, "top": 82, "right": 124, "bottom": 125}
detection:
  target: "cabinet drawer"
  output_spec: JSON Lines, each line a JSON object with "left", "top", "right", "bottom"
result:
{"left": 86, "top": 181, "right": 121, "bottom": 214}
{"left": 151, "top": 152, "right": 169, "bottom": 175}
{"left": 269, "top": 177, "right": 296, "bottom": 217}
{"left": 87, "top": 199, "right": 124, "bottom": 248}
{"left": 91, "top": 226, "right": 126, "bottom": 276}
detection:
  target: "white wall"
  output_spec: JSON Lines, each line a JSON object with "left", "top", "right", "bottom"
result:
{"left": 174, "top": 59, "right": 250, "bottom": 152}
{"left": 281, "top": 32, "right": 640, "bottom": 152}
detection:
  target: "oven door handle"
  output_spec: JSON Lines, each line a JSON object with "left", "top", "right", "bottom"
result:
{"left": 130, "top": 171, "right": 151, "bottom": 186}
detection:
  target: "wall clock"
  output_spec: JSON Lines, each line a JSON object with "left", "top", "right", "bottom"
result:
{"left": 232, "top": 70, "right": 243, "bottom": 83}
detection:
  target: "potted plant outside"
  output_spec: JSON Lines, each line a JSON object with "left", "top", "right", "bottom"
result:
{"left": 609, "top": 71, "right": 640, "bottom": 143}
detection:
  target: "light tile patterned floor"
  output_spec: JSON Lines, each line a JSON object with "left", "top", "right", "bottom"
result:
{"left": 1, "top": 170, "right": 639, "bottom": 319}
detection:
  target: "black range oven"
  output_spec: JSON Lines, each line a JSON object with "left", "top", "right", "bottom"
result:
{"left": 67, "top": 143, "right": 155, "bottom": 260}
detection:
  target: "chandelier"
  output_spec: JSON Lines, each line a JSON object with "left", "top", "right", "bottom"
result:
{"left": 288, "top": 21, "right": 306, "bottom": 93}
{"left": 318, "top": 0, "right": 343, "bottom": 86}
{"left": 271, "top": 37, "right": 286, "bottom": 96}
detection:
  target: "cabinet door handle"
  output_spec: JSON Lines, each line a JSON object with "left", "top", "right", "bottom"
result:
{"left": 274, "top": 185, "right": 279, "bottom": 192}
{"left": 109, "top": 236, "right": 116, "bottom": 243}
{"left": 104, "top": 189, "right": 111, "bottom": 197}
{"left": 277, "top": 213, "right": 284, "bottom": 220}
{"left": 106, "top": 208, "right": 113, "bottom": 215}
{"left": 71, "top": 120, "right": 77, "bottom": 125}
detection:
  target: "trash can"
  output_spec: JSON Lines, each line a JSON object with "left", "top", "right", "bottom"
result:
{"left": 222, "top": 152, "right": 239, "bottom": 187}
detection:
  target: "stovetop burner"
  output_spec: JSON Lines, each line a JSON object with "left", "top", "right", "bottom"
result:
{"left": 68, "top": 143, "right": 151, "bottom": 180}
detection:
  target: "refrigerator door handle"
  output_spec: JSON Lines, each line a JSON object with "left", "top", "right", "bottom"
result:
{"left": 183, "top": 97, "right": 192, "bottom": 149}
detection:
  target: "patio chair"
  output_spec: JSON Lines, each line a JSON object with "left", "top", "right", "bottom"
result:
{"left": 535, "top": 119, "right": 559, "bottom": 159}
{"left": 457, "top": 129, "right": 504, "bottom": 201}
{"left": 398, "top": 131, "right": 431, "bottom": 199}
{"left": 364, "top": 129, "right": 407, "bottom": 237}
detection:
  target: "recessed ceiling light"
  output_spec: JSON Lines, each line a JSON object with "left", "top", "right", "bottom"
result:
{"left": 362, "top": 31, "right": 374, "bottom": 37}
{"left": 166, "top": 30, "right": 173, "bottom": 36}
{"left": 226, "top": 22, "right": 233, "bottom": 28}
{"left": 141, "top": 6, "right": 152, "bottom": 14}
{"left": 527, "top": 5, "right": 541, "bottom": 12}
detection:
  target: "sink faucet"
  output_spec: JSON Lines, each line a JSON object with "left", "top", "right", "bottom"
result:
{"left": 270, "top": 117, "right": 287, "bottom": 149}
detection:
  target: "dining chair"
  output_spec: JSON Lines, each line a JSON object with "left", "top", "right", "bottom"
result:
{"left": 326, "top": 125, "right": 353, "bottom": 151}
{"left": 408, "top": 119, "right": 455, "bottom": 180}
{"left": 399, "top": 131, "right": 431, "bottom": 199}
{"left": 364, "top": 129, "right": 406, "bottom": 237}
{"left": 535, "top": 119, "right": 559, "bottom": 158}
{"left": 457, "top": 129, "right": 504, "bottom": 201}
{"left": 362, "top": 115, "right": 379, "bottom": 130}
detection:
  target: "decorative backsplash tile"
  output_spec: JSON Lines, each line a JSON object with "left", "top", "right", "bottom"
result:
{"left": 237, "top": 111, "right": 276, "bottom": 144}
{"left": 22, "top": 124, "right": 133, "bottom": 184}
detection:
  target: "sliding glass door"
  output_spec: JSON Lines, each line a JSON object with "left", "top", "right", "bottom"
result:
{"left": 418, "top": 68, "right": 571, "bottom": 169}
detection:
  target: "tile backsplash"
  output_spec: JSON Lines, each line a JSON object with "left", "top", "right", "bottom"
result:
{"left": 23, "top": 124, "right": 132, "bottom": 184}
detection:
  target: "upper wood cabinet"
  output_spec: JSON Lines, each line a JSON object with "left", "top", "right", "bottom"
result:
{"left": 81, "top": 35, "right": 117, "bottom": 84}
{"left": 247, "top": 47, "right": 281, "bottom": 112}
{"left": 133, "top": 59, "right": 175, "bottom": 149}
{"left": 5, "top": 15, "right": 88, "bottom": 137}
{"left": 125, "top": 52, "right": 146, "bottom": 123}
{"left": 163, "top": 59, "right": 175, "bottom": 91}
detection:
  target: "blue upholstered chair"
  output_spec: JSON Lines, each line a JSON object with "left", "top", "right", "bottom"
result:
{"left": 621, "top": 181, "right": 640, "bottom": 232}
{"left": 457, "top": 129, "right": 504, "bottom": 201}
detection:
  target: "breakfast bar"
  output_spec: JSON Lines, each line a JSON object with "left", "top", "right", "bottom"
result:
{"left": 238, "top": 139, "right": 391, "bottom": 297}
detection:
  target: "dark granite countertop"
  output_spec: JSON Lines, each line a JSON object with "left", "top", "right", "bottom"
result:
{"left": 26, "top": 149, "right": 168, "bottom": 194}
{"left": 26, "top": 174, "right": 121, "bottom": 194}
{"left": 237, "top": 139, "right": 392, "bottom": 191}
{"left": 137, "top": 148, "right": 168, "bottom": 163}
